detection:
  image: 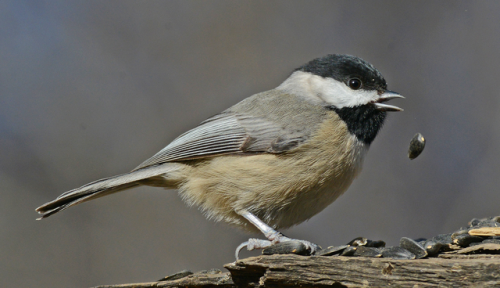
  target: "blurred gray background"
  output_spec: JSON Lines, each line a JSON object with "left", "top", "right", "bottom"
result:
{"left": 2, "top": 1, "right": 500, "bottom": 287}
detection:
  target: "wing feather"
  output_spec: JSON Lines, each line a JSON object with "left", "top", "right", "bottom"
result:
{"left": 133, "top": 90, "right": 325, "bottom": 171}
{"left": 133, "top": 112, "right": 278, "bottom": 170}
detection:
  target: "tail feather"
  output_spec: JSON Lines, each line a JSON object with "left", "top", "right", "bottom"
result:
{"left": 36, "top": 182, "right": 140, "bottom": 219}
{"left": 36, "top": 164, "right": 184, "bottom": 219}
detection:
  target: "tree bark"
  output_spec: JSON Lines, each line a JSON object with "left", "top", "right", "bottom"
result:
{"left": 93, "top": 253, "right": 500, "bottom": 288}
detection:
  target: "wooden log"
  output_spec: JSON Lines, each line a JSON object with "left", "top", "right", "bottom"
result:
{"left": 93, "top": 254, "right": 500, "bottom": 288}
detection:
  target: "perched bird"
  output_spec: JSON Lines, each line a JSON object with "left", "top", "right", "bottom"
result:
{"left": 36, "top": 54, "right": 403, "bottom": 258}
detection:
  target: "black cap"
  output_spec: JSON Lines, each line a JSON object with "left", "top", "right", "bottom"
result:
{"left": 296, "top": 54, "right": 387, "bottom": 92}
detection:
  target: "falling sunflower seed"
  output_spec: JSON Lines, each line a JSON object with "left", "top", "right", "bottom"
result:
{"left": 408, "top": 133, "right": 426, "bottom": 159}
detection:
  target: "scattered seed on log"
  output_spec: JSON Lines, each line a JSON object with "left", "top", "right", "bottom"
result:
{"left": 366, "top": 239, "right": 386, "bottom": 248}
{"left": 381, "top": 247, "right": 416, "bottom": 260}
{"left": 452, "top": 234, "right": 484, "bottom": 247}
{"left": 315, "top": 245, "right": 348, "bottom": 256}
{"left": 423, "top": 240, "right": 443, "bottom": 257}
{"left": 340, "top": 246, "right": 357, "bottom": 256}
{"left": 469, "top": 227, "right": 500, "bottom": 237}
{"left": 346, "top": 237, "right": 368, "bottom": 246}
{"left": 400, "top": 237, "right": 427, "bottom": 259}
{"left": 353, "top": 246, "right": 382, "bottom": 257}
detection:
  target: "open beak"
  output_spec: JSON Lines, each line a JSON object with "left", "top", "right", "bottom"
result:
{"left": 373, "top": 90, "right": 404, "bottom": 112}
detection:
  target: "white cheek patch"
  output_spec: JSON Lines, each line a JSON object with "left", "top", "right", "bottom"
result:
{"left": 308, "top": 75, "right": 379, "bottom": 108}
{"left": 276, "top": 71, "right": 379, "bottom": 108}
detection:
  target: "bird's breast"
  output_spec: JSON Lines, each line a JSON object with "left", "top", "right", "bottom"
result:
{"left": 177, "top": 111, "right": 368, "bottom": 231}
{"left": 262, "top": 111, "right": 368, "bottom": 228}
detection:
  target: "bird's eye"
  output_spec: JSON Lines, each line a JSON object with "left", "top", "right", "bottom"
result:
{"left": 347, "top": 78, "right": 362, "bottom": 90}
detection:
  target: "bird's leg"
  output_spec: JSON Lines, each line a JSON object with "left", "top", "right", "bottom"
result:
{"left": 235, "top": 209, "right": 320, "bottom": 259}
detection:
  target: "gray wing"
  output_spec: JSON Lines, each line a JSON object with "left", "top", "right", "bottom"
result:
{"left": 133, "top": 112, "right": 292, "bottom": 170}
{"left": 133, "top": 90, "right": 328, "bottom": 171}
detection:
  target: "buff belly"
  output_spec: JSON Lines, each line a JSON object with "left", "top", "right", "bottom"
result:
{"left": 172, "top": 112, "right": 368, "bottom": 232}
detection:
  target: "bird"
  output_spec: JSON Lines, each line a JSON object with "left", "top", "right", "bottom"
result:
{"left": 36, "top": 54, "right": 403, "bottom": 258}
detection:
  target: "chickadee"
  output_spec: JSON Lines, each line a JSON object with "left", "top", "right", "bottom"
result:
{"left": 36, "top": 54, "right": 403, "bottom": 258}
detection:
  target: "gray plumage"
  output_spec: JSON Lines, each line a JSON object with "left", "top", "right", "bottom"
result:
{"left": 36, "top": 54, "right": 402, "bottom": 250}
{"left": 134, "top": 89, "right": 328, "bottom": 169}
{"left": 36, "top": 89, "right": 330, "bottom": 219}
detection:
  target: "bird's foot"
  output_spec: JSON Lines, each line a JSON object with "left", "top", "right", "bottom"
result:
{"left": 235, "top": 235, "right": 321, "bottom": 260}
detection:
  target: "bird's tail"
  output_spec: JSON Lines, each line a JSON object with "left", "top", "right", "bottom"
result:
{"left": 35, "top": 164, "right": 184, "bottom": 219}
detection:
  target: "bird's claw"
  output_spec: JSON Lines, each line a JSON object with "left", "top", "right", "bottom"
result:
{"left": 235, "top": 238, "right": 273, "bottom": 260}
{"left": 235, "top": 241, "right": 248, "bottom": 260}
{"left": 235, "top": 237, "right": 320, "bottom": 260}
{"left": 272, "top": 235, "right": 320, "bottom": 254}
